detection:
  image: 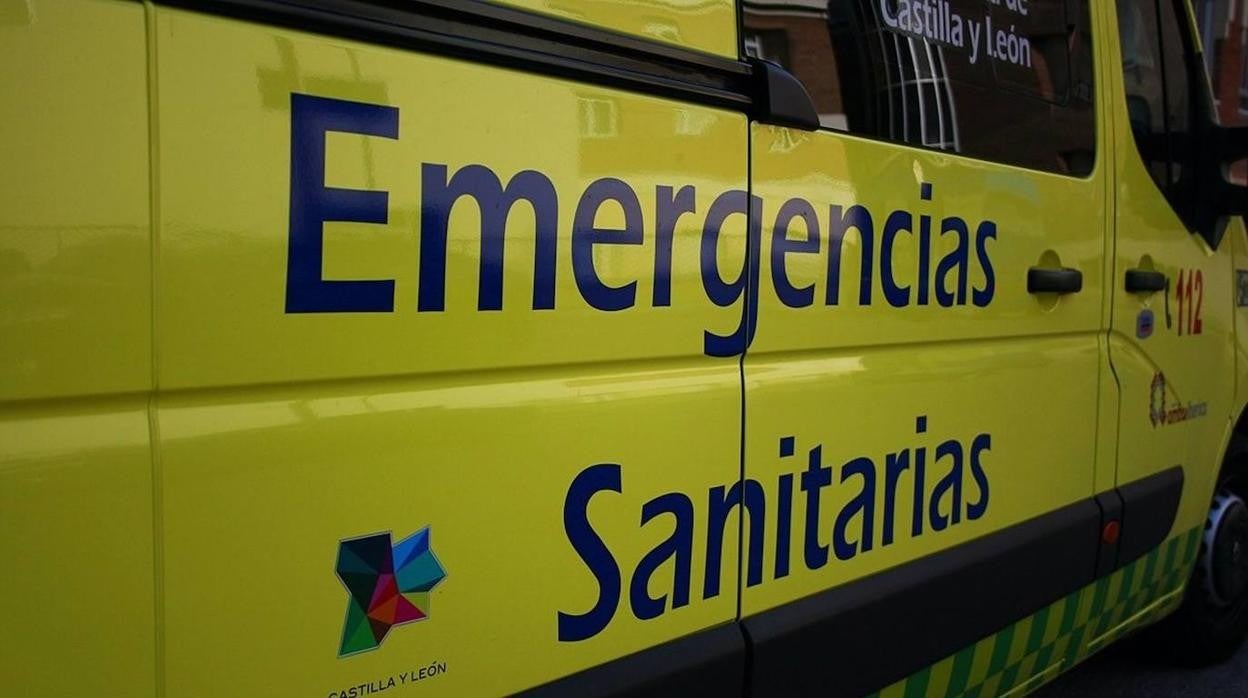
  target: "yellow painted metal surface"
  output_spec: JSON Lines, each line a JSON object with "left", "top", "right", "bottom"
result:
{"left": 1234, "top": 228, "right": 1248, "bottom": 441}
{"left": 0, "top": 400, "right": 156, "bottom": 697}
{"left": 0, "top": 0, "right": 152, "bottom": 401}
{"left": 1098, "top": 1, "right": 1237, "bottom": 541}
{"left": 487, "top": 0, "right": 738, "bottom": 59}
{"left": 742, "top": 117, "right": 1107, "bottom": 615}
{"left": 0, "top": 2, "right": 155, "bottom": 697}
{"left": 4, "top": 1, "right": 1248, "bottom": 696}
{"left": 152, "top": 11, "right": 745, "bottom": 389}
{"left": 151, "top": 9, "right": 745, "bottom": 695}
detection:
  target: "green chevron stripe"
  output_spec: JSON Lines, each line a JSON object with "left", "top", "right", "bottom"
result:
{"left": 874, "top": 526, "right": 1200, "bottom": 698}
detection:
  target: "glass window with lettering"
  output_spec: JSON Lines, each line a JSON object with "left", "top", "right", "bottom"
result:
{"left": 742, "top": 0, "right": 1097, "bottom": 176}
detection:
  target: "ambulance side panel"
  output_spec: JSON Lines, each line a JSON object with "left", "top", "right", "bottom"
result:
{"left": 486, "top": 0, "right": 738, "bottom": 59}
{"left": 0, "top": 2, "right": 156, "bottom": 696}
{"left": 149, "top": 9, "right": 747, "bottom": 695}
{"left": 737, "top": 2, "right": 1119, "bottom": 693}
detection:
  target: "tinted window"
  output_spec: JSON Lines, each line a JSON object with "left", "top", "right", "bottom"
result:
{"left": 742, "top": 0, "right": 1097, "bottom": 176}
{"left": 1117, "top": 0, "right": 1200, "bottom": 226}
{"left": 1193, "top": 0, "right": 1248, "bottom": 126}
{"left": 1118, "top": 0, "right": 1170, "bottom": 184}
{"left": 1193, "top": 0, "right": 1246, "bottom": 186}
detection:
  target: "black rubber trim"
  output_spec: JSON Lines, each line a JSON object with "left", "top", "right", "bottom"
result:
{"left": 515, "top": 622, "right": 745, "bottom": 698}
{"left": 1215, "top": 123, "right": 1248, "bottom": 164}
{"left": 157, "top": 0, "right": 755, "bottom": 112}
{"left": 1117, "top": 466, "right": 1185, "bottom": 568}
{"left": 750, "top": 58, "right": 820, "bottom": 130}
{"left": 743, "top": 498, "right": 1102, "bottom": 697}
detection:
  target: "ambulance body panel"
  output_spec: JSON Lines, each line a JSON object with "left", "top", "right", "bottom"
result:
{"left": 488, "top": 0, "right": 739, "bottom": 59}
{"left": 2, "top": 0, "right": 1247, "bottom": 696}
{"left": 0, "top": 4, "right": 156, "bottom": 697}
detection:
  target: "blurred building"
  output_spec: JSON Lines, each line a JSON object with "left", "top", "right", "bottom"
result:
{"left": 1195, "top": 0, "right": 1246, "bottom": 125}
{"left": 1195, "top": 0, "right": 1246, "bottom": 184}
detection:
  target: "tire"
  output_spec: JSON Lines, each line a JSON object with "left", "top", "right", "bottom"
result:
{"left": 1150, "top": 434, "right": 1248, "bottom": 666}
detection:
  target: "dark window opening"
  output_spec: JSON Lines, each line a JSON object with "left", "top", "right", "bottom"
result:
{"left": 1118, "top": 0, "right": 1202, "bottom": 228}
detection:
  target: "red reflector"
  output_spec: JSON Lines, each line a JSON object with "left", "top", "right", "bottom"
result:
{"left": 1102, "top": 520, "right": 1121, "bottom": 545}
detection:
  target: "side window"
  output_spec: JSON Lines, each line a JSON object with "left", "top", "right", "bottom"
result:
{"left": 741, "top": 0, "right": 1097, "bottom": 176}
{"left": 1118, "top": 0, "right": 1169, "bottom": 184}
{"left": 1194, "top": 0, "right": 1248, "bottom": 126}
{"left": 1193, "top": 0, "right": 1247, "bottom": 186}
{"left": 1117, "top": 0, "right": 1200, "bottom": 227}
{"left": 1160, "top": 1, "right": 1197, "bottom": 217}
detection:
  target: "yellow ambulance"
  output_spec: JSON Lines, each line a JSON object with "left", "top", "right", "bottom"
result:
{"left": 3, "top": 0, "right": 1247, "bottom": 696}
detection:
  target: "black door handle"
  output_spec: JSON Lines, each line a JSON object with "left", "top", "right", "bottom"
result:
{"left": 1125, "top": 268, "right": 1167, "bottom": 293}
{"left": 1028, "top": 267, "right": 1083, "bottom": 294}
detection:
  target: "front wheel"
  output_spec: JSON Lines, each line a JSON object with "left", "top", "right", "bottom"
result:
{"left": 1154, "top": 436, "right": 1248, "bottom": 665}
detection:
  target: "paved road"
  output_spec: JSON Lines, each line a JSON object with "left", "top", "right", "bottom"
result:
{"left": 1038, "top": 632, "right": 1248, "bottom": 697}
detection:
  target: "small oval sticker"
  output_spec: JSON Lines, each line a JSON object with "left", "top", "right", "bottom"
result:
{"left": 1137, "top": 309, "right": 1155, "bottom": 339}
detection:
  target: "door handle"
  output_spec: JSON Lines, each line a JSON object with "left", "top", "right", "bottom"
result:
{"left": 1125, "top": 268, "right": 1167, "bottom": 293}
{"left": 1027, "top": 267, "right": 1083, "bottom": 295}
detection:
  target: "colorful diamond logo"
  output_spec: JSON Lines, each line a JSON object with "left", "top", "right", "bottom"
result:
{"left": 336, "top": 527, "right": 446, "bottom": 657}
